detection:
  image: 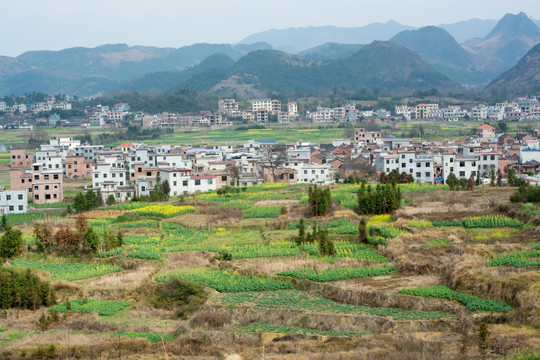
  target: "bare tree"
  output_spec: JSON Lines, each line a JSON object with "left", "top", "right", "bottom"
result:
{"left": 228, "top": 163, "right": 241, "bottom": 186}
{"left": 260, "top": 146, "right": 286, "bottom": 182}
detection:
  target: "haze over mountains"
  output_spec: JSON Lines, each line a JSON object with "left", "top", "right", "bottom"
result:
{"left": 1, "top": 12, "right": 539, "bottom": 98}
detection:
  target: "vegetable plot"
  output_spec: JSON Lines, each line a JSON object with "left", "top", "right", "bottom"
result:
{"left": 399, "top": 286, "right": 512, "bottom": 312}
{"left": 157, "top": 267, "right": 293, "bottom": 292}
{"left": 279, "top": 266, "right": 396, "bottom": 282}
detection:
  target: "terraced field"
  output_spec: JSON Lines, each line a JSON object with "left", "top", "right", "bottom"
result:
{"left": 0, "top": 183, "right": 538, "bottom": 359}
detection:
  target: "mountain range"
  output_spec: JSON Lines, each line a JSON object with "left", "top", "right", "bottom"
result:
{"left": 486, "top": 43, "right": 540, "bottom": 96}
{"left": 0, "top": 13, "right": 539, "bottom": 98}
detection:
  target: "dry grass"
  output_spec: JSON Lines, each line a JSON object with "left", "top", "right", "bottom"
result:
{"left": 229, "top": 256, "right": 374, "bottom": 277}
{"left": 86, "top": 264, "right": 157, "bottom": 289}
{"left": 165, "top": 251, "right": 217, "bottom": 271}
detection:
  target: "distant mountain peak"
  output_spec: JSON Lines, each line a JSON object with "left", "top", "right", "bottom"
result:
{"left": 485, "top": 12, "right": 540, "bottom": 40}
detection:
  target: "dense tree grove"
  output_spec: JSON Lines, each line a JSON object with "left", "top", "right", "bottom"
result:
{"left": 0, "top": 267, "right": 56, "bottom": 310}
{"left": 357, "top": 183, "right": 401, "bottom": 215}
{"left": 308, "top": 185, "right": 332, "bottom": 217}
{"left": 33, "top": 215, "right": 102, "bottom": 256}
{"left": 73, "top": 190, "right": 104, "bottom": 213}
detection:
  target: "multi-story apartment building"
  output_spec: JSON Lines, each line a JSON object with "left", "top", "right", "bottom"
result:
{"left": 287, "top": 102, "right": 298, "bottom": 116}
{"left": 415, "top": 104, "right": 439, "bottom": 119}
{"left": 10, "top": 150, "right": 34, "bottom": 168}
{"left": 271, "top": 99, "right": 281, "bottom": 112}
{"left": 354, "top": 128, "right": 382, "bottom": 144}
{"left": 218, "top": 99, "right": 239, "bottom": 112}
{"left": 30, "top": 164, "right": 63, "bottom": 204}
{"left": 0, "top": 190, "right": 27, "bottom": 214}
{"left": 256, "top": 108, "right": 268, "bottom": 124}
{"left": 472, "top": 105, "right": 489, "bottom": 121}
{"left": 442, "top": 154, "right": 478, "bottom": 181}
{"left": 65, "top": 155, "right": 92, "bottom": 180}
{"left": 252, "top": 98, "right": 272, "bottom": 112}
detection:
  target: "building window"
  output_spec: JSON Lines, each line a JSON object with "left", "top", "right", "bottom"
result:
{"left": 183, "top": 180, "right": 188, "bottom": 186}
{"left": 208, "top": 179, "right": 213, "bottom": 185}
{"left": 460, "top": 161, "right": 465, "bottom": 167}
{"left": 459, "top": 171, "right": 465, "bottom": 177}
{"left": 9, "top": 206, "right": 14, "bottom": 212}
{"left": 425, "top": 172, "right": 430, "bottom": 177}
{"left": 416, "top": 172, "right": 421, "bottom": 178}
{"left": 195, "top": 179, "right": 201, "bottom": 186}
{"left": 53, "top": 174, "right": 59, "bottom": 180}
{"left": 6, "top": 195, "right": 11, "bottom": 201}
{"left": 18, "top": 205, "right": 23, "bottom": 211}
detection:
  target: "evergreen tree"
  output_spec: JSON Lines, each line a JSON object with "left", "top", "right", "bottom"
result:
{"left": 161, "top": 180, "right": 171, "bottom": 197}
{"left": 490, "top": 169, "right": 496, "bottom": 187}
{"left": 476, "top": 171, "right": 482, "bottom": 186}
{"left": 507, "top": 168, "right": 516, "bottom": 187}
{"left": 298, "top": 218, "right": 306, "bottom": 243}
{"left": 73, "top": 192, "right": 88, "bottom": 213}
{"left": 0, "top": 226, "right": 23, "bottom": 259}
{"left": 85, "top": 190, "right": 99, "bottom": 210}
{"left": 358, "top": 218, "right": 368, "bottom": 244}
{"left": 467, "top": 174, "right": 475, "bottom": 191}
{"left": 496, "top": 169, "right": 503, "bottom": 187}
{"left": 95, "top": 190, "right": 104, "bottom": 207}
{"left": 106, "top": 194, "right": 116, "bottom": 205}
{"left": 83, "top": 227, "right": 99, "bottom": 254}
{"left": 0, "top": 215, "right": 7, "bottom": 232}
{"left": 446, "top": 172, "right": 457, "bottom": 191}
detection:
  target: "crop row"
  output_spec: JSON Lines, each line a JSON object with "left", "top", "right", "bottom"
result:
{"left": 5, "top": 212, "right": 62, "bottom": 226}
{"left": 157, "top": 267, "right": 293, "bottom": 292}
{"left": 167, "top": 241, "right": 301, "bottom": 259}
{"left": 126, "top": 245, "right": 163, "bottom": 260}
{"left": 238, "top": 322, "right": 371, "bottom": 338}
{"left": 114, "top": 331, "right": 175, "bottom": 342}
{"left": 10, "top": 260, "right": 122, "bottom": 281}
{"left": 130, "top": 205, "right": 195, "bottom": 218}
{"left": 278, "top": 266, "right": 396, "bottom": 282}
{"left": 217, "top": 290, "right": 455, "bottom": 320}
{"left": 398, "top": 286, "right": 512, "bottom": 312}
{"left": 50, "top": 299, "right": 130, "bottom": 316}
{"left": 300, "top": 242, "right": 391, "bottom": 262}
{"left": 97, "top": 247, "right": 125, "bottom": 258}
{"left": 462, "top": 215, "right": 523, "bottom": 228}
{"left": 162, "top": 222, "right": 213, "bottom": 246}
{"left": 486, "top": 251, "right": 540, "bottom": 268}
{"left": 243, "top": 206, "right": 283, "bottom": 218}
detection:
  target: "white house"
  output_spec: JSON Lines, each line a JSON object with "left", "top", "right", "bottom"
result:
{"left": 0, "top": 190, "right": 27, "bottom": 214}
{"left": 297, "top": 163, "right": 334, "bottom": 184}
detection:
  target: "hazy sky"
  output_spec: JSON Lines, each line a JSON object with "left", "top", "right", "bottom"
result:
{"left": 2, "top": 0, "right": 539, "bottom": 57}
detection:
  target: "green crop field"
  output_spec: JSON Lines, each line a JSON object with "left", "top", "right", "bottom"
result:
{"left": 399, "top": 286, "right": 512, "bottom": 312}
{"left": 10, "top": 260, "right": 122, "bottom": 281}
{"left": 279, "top": 266, "right": 396, "bottom": 282}
{"left": 157, "top": 267, "right": 293, "bottom": 292}
{"left": 50, "top": 299, "right": 130, "bottom": 316}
